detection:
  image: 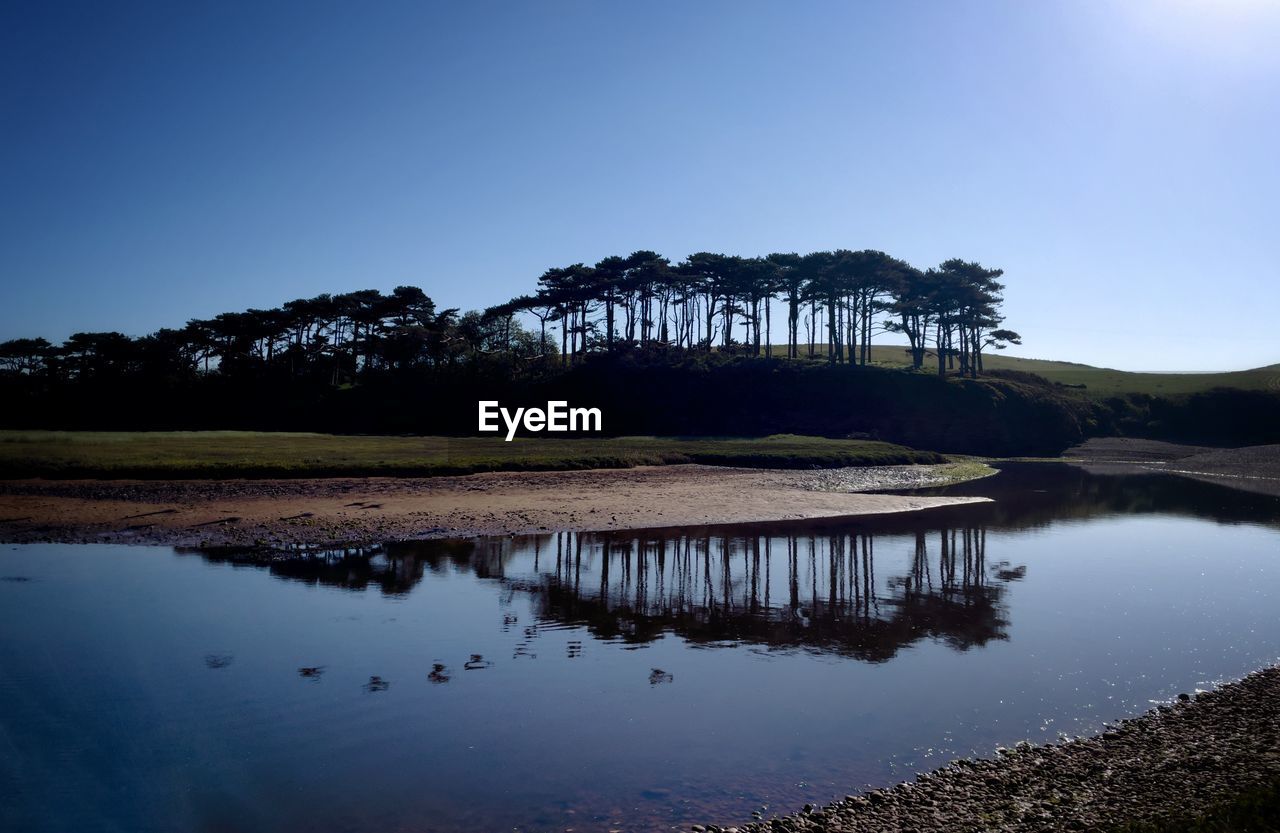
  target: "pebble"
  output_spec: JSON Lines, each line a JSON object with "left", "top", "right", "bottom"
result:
{"left": 692, "top": 666, "right": 1280, "bottom": 833}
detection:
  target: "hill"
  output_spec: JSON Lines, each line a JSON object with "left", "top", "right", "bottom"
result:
{"left": 769, "top": 344, "right": 1280, "bottom": 396}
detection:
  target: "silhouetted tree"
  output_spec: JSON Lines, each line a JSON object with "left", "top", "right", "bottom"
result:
{"left": 0, "top": 337, "right": 52, "bottom": 375}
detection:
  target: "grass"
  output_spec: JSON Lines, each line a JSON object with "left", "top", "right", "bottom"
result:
{"left": 766, "top": 343, "right": 1280, "bottom": 397}
{"left": 931, "top": 460, "right": 999, "bottom": 485}
{"left": 1110, "top": 781, "right": 1280, "bottom": 832}
{"left": 0, "top": 431, "right": 948, "bottom": 479}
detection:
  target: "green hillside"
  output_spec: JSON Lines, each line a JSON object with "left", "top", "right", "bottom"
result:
{"left": 770, "top": 344, "right": 1279, "bottom": 397}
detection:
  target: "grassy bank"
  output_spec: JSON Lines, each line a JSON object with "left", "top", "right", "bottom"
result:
{"left": 0, "top": 431, "right": 947, "bottom": 479}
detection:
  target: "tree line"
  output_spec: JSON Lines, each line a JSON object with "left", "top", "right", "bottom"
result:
{"left": 0, "top": 287, "right": 499, "bottom": 386}
{"left": 0, "top": 249, "right": 1018, "bottom": 384}
{"left": 494, "top": 250, "right": 1019, "bottom": 377}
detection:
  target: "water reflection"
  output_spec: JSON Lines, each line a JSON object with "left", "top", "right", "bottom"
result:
{"left": 183, "top": 521, "right": 1013, "bottom": 663}
{"left": 534, "top": 525, "right": 1009, "bottom": 661}
{"left": 203, "top": 653, "right": 233, "bottom": 669}
{"left": 175, "top": 463, "right": 1280, "bottom": 669}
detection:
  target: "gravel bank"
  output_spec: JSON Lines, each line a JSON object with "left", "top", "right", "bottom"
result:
{"left": 695, "top": 666, "right": 1280, "bottom": 833}
{"left": 1062, "top": 438, "right": 1215, "bottom": 463}
{"left": 1065, "top": 438, "right": 1280, "bottom": 498}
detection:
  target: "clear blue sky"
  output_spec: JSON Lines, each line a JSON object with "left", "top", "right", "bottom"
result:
{"left": 2, "top": 0, "right": 1277, "bottom": 371}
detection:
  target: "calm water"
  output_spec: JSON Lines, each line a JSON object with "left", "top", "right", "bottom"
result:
{"left": 2, "top": 464, "right": 1280, "bottom": 833}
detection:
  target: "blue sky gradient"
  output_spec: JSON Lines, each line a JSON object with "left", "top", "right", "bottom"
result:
{"left": 2, "top": 0, "right": 1277, "bottom": 370}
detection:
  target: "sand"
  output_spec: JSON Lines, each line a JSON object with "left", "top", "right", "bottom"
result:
{"left": 0, "top": 463, "right": 989, "bottom": 548}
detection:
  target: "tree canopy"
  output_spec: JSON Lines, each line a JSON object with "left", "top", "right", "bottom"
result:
{"left": 0, "top": 250, "right": 1018, "bottom": 385}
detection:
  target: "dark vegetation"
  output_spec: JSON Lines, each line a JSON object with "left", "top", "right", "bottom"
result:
{"left": 2, "top": 249, "right": 1276, "bottom": 455}
{"left": 1104, "top": 387, "right": 1280, "bottom": 448}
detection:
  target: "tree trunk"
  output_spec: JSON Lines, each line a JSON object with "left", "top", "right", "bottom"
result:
{"left": 752, "top": 297, "right": 761, "bottom": 356}
{"left": 828, "top": 299, "right": 839, "bottom": 364}
{"left": 765, "top": 298, "right": 772, "bottom": 359}
{"left": 936, "top": 323, "right": 947, "bottom": 377}
{"left": 789, "top": 295, "right": 799, "bottom": 359}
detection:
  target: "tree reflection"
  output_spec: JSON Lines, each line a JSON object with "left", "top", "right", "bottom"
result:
{"left": 519, "top": 524, "right": 1010, "bottom": 661}
{"left": 178, "top": 520, "right": 1019, "bottom": 662}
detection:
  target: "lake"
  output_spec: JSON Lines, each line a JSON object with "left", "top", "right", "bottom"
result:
{"left": 2, "top": 463, "right": 1279, "bottom": 832}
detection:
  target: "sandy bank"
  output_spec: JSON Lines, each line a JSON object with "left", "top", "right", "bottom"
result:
{"left": 0, "top": 463, "right": 989, "bottom": 548}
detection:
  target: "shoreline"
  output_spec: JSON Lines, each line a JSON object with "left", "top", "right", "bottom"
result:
{"left": 699, "top": 663, "right": 1280, "bottom": 833}
{"left": 0, "top": 462, "right": 991, "bottom": 548}
{"left": 1064, "top": 438, "right": 1280, "bottom": 498}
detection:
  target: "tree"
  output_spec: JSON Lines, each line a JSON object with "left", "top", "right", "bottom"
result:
{"left": 843, "top": 250, "right": 902, "bottom": 366}
{"left": 60, "top": 332, "right": 136, "bottom": 379}
{"left": 625, "top": 250, "right": 670, "bottom": 345}
{"left": 730, "top": 257, "right": 776, "bottom": 356}
{"left": 681, "top": 253, "right": 734, "bottom": 350}
{"left": 767, "top": 253, "right": 804, "bottom": 359}
{"left": 0, "top": 337, "right": 52, "bottom": 375}
{"left": 883, "top": 264, "right": 933, "bottom": 369}
{"left": 537, "top": 265, "right": 589, "bottom": 364}
{"left": 593, "top": 256, "right": 627, "bottom": 349}
{"left": 935, "top": 259, "right": 1007, "bottom": 378}
{"left": 798, "top": 251, "right": 840, "bottom": 362}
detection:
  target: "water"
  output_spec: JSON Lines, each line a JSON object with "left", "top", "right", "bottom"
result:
{"left": 2, "top": 464, "right": 1279, "bottom": 833}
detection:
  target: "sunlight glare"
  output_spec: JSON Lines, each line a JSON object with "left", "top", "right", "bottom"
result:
{"left": 1118, "top": 0, "right": 1280, "bottom": 69}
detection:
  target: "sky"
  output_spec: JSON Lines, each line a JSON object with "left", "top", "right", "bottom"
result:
{"left": 2, "top": 0, "right": 1277, "bottom": 371}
